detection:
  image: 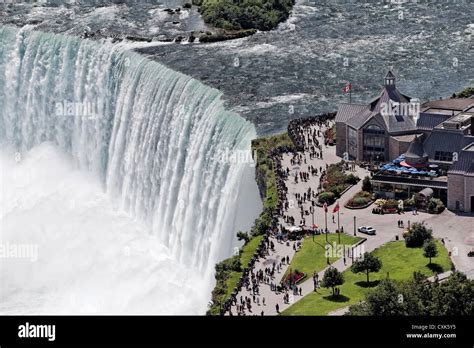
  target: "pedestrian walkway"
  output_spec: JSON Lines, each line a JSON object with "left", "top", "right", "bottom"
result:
{"left": 225, "top": 117, "right": 472, "bottom": 316}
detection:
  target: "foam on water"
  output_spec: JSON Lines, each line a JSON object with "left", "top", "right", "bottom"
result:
{"left": 0, "top": 25, "right": 260, "bottom": 314}
{"left": 0, "top": 144, "right": 208, "bottom": 314}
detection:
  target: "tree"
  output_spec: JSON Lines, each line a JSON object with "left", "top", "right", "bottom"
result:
{"left": 403, "top": 222, "right": 433, "bottom": 247}
{"left": 348, "top": 279, "right": 405, "bottom": 316}
{"left": 423, "top": 240, "right": 438, "bottom": 265}
{"left": 237, "top": 231, "right": 250, "bottom": 244}
{"left": 321, "top": 267, "right": 344, "bottom": 296}
{"left": 351, "top": 252, "right": 382, "bottom": 284}
{"left": 430, "top": 272, "right": 474, "bottom": 315}
{"left": 348, "top": 271, "right": 474, "bottom": 316}
{"left": 318, "top": 191, "right": 335, "bottom": 204}
{"left": 362, "top": 176, "right": 372, "bottom": 192}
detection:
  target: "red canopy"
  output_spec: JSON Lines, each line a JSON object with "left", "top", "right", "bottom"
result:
{"left": 400, "top": 160, "right": 426, "bottom": 169}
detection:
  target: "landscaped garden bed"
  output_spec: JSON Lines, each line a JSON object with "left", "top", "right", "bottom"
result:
{"left": 403, "top": 196, "right": 445, "bottom": 214}
{"left": 345, "top": 191, "right": 374, "bottom": 209}
{"left": 317, "top": 163, "right": 359, "bottom": 206}
{"left": 372, "top": 198, "right": 400, "bottom": 214}
{"left": 282, "top": 270, "right": 306, "bottom": 285}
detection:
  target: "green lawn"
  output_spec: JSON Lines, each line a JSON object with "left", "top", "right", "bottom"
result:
{"left": 224, "top": 235, "right": 264, "bottom": 297}
{"left": 283, "top": 233, "right": 362, "bottom": 282}
{"left": 225, "top": 271, "right": 242, "bottom": 298}
{"left": 282, "top": 240, "right": 451, "bottom": 315}
{"left": 241, "top": 235, "right": 264, "bottom": 267}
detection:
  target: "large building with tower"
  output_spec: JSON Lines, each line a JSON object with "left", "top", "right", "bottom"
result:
{"left": 335, "top": 71, "right": 474, "bottom": 213}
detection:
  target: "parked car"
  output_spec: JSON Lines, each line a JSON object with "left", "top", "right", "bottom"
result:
{"left": 358, "top": 226, "right": 376, "bottom": 235}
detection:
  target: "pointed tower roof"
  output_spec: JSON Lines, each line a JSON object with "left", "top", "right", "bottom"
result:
{"left": 345, "top": 71, "right": 416, "bottom": 133}
{"left": 385, "top": 70, "right": 396, "bottom": 79}
{"left": 404, "top": 135, "right": 428, "bottom": 161}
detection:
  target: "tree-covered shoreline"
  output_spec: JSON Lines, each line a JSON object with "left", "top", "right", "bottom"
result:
{"left": 193, "top": 0, "right": 295, "bottom": 31}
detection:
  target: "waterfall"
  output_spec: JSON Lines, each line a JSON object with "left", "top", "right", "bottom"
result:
{"left": 0, "top": 25, "right": 257, "bottom": 276}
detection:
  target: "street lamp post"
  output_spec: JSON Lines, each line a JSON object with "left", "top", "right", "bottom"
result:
{"left": 353, "top": 216, "right": 357, "bottom": 236}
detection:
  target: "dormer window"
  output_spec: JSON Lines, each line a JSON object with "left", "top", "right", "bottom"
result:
{"left": 384, "top": 70, "right": 396, "bottom": 87}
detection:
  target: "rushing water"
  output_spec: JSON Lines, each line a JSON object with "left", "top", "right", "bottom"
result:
{"left": 137, "top": 0, "right": 474, "bottom": 135}
{"left": 0, "top": 0, "right": 472, "bottom": 314}
{"left": 1, "top": 1, "right": 472, "bottom": 135}
{"left": 0, "top": 26, "right": 260, "bottom": 314}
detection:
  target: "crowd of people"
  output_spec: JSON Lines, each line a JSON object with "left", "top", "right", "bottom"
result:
{"left": 219, "top": 114, "right": 339, "bottom": 316}
{"left": 276, "top": 124, "right": 336, "bottom": 229}
{"left": 225, "top": 238, "right": 307, "bottom": 316}
{"left": 220, "top": 234, "right": 276, "bottom": 316}
{"left": 287, "top": 113, "right": 335, "bottom": 151}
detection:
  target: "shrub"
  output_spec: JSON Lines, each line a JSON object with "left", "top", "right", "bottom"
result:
{"left": 404, "top": 198, "right": 415, "bottom": 208}
{"left": 347, "top": 191, "right": 372, "bottom": 207}
{"left": 215, "top": 254, "right": 241, "bottom": 275}
{"left": 353, "top": 197, "right": 368, "bottom": 206}
{"left": 318, "top": 192, "right": 336, "bottom": 205}
{"left": 383, "top": 199, "right": 399, "bottom": 209}
{"left": 452, "top": 86, "right": 474, "bottom": 99}
{"left": 328, "top": 184, "right": 346, "bottom": 196}
{"left": 428, "top": 198, "right": 445, "bottom": 214}
{"left": 362, "top": 176, "right": 372, "bottom": 192}
{"left": 358, "top": 191, "right": 372, "bottom": 199}
{"left": 374, "top": 199, "right": 386, "bottom": 207}
{"left": 403, "top": 222, "right": 433, "bottom": 248}
{"left": 345, "top": 173, "right": 359, "bottom": 185}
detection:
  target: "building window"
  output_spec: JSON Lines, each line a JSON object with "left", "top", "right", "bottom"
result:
{"left": 434, "top": 151, "right": 453, "bottom": 162}
{"left": 363, "top": 125, "right": 385, "bottom": 161}
{"left": 348, "top": 127, "right": 357, "bottom": 159}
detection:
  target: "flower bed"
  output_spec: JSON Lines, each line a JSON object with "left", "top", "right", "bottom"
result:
{"left": 372, "top": 198, "right": 400, "bottom": 214}
{"left": 282, "top": 270, "right": 306, "bottom": 285}
{"left": 345, "top": 191, "right": 374, "bottom": 209}
{"left": 320, "top": 163, "right": 359, "bottom": 199}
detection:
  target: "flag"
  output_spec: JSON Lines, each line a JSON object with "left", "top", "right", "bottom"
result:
{"left": 323, "top": 202, "right": 328, "bottom": 213}
{"left": 333, "top": 201, "right": 340, "bottom": 213}
{"left": 343, "top": 82, "right": 351, "bottom": 93}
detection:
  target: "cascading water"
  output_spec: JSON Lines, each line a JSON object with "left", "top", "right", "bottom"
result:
{"left": 0, "top": 25, "right": 260, "bottom": 314}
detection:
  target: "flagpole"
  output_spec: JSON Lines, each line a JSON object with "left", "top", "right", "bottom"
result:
{"left": 325, "top": 209, "right": 328, "bottom": 242}
{"left": 338, "top": 209, "right": 340, "bottom": 244}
